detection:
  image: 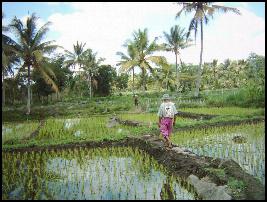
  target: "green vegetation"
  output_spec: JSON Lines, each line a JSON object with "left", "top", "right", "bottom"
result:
{"left": 171, "top": 122, "right": 265, "bottom": 184}
{"left": 227, "top": 177, "right": 246, "bottom": 197}
{"left": 2, "top": 3, "right": 265, "bottom": 200}
{"left": 204, "top": 168, "right": 226, "bottom": 181}
{"left": 2, "top": 147, "right": 197, "bottom": 200}
{"left": 2, "top": 116, "right": 156, "bottom": 150}
{"left": 2, "top": 121, "right": 39, "bottom": 144}
{"left": 180, "top": 107, "right": 264, "bottom": 117}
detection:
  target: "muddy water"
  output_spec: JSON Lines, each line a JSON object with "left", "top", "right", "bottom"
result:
{"left": 2, "top": 147, "right": 199, "bottom": 200}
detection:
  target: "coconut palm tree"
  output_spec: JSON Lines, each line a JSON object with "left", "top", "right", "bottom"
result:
{"left": 2, "top": 14, "right": 20, "bottom": 107}
{"left": 176, "top": 2, "right": 241, "bottom": 97}
{"left": 129, "top": 28, "right": 167, "bottom": 93}
{"left": 155, "top": 63, "right": 176, "bottom": 91}
{"left": 64, "top": 41, "right": 86, "bottom": 72}
{"left": 80, "top": 48, "right": 104, "bottom": 98}
{"left": 163, "top": 25, "right": 192, "bottom": 92}
{"left": 116, "top": 43, "right": 138, "bottom": 95}
{"left": 9, "top": 13, "right": 60, "bottom": 114}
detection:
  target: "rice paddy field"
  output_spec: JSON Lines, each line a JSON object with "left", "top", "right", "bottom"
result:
{"left": 2, "top": 104, "right": 265, "bottom": 200}
{"left": 2, "top": 147, "right": 199, "bottom": 200}
{"left": 2, "top": 116, "right": 156, "bottom": 149}
{"left": 2, "top": 121, "right": 39, "bottom": 144}
{"left": 180, "top": 107, "right": 264, "bottom": 117}
{"left": 171, "top": 122, "right": 265, "bottom": 185}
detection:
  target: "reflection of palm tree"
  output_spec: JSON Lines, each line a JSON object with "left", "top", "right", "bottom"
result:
{"left": 160, "top": 176, "right": 175, "bottom": 200}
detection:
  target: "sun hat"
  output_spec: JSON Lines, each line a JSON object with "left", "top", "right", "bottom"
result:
{"left": 161, "top": 94, "right": 171, "bottom": 100}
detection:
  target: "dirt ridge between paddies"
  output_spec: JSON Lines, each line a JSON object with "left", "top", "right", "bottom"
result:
{"left": 111, "top": 116, "right": 264, "bottom": 133}
{"left": 2, "top": 135, "right": 265, "bottom": 200}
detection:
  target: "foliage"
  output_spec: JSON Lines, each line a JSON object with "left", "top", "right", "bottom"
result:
{"left": 227, "top": 177, "right": 246, "bottom": 195}
{"left": 94, "top": 65, "right": 117, "bottom": 96}
{"left": 114, "top": 73, "right": 129, "bottom": 90}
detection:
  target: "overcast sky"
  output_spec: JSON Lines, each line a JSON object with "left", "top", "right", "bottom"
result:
{"left": 2, "top": 2, "right": 265, "bottom": 71}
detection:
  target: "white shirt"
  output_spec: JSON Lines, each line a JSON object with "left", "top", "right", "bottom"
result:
{"left": 157, "top": 101, "right": 178, "bottom": 118}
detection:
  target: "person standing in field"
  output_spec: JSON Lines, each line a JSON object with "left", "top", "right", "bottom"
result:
{"left": 157, "top": 94, "right": 178, "bottom": 149}
{"left": 133, "top": 94, "right": 139, "bottom": 107}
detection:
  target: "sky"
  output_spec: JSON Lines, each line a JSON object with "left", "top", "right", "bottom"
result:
{"left": 2, "top": 2, "right": 265, "bottom": 72}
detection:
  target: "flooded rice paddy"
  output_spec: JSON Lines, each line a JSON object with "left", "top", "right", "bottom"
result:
{"left": 172, "top": 122, "right": 265, "bottom": 185}
{"left": 2, "top": 146, "right": 199, "bottom": 200}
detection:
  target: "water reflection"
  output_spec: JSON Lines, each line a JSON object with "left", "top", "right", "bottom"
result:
{"left": 2, "top": 147, "right": 198, "bottom": 200}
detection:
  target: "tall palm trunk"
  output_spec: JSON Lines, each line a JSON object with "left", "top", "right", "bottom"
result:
{"left": 89, "top": 73, "right": 92, "bottom": 99}
{"left": 166, "top": 81, "right": 168, "bottom": 91}
{"left": 2, "top": 73, "right": 5, "bottom": 107}
{"left": 142, "top": 69, "right": 146, "bottom": 94}
{"left": 175, "top": 51, "right": 179, "bottom": 92}
{"left": 194, "top": 20, "right": 203, "bottom": 97}
{"left": 27, "top": 65, "right": 31, "bottom": 114}
{"left": 132, "top": 67, "right": 135, "bottom": 95}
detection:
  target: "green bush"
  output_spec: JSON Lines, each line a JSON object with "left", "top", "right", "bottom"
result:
{"left": 205, "top": 86, "right": 264, "bottom": 108}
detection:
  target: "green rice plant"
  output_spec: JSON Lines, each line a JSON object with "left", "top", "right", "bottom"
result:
{"left": 180, "top": 107, "right": 264, "bottom": 117}
{"left": 2, "top": 121, "right": 39, "bottom": 144}
{"left": 3, "top": 146, "right": 199, "bottom": 200}
{"left": 172, "top": 122, "right": 265, "bottom": 185}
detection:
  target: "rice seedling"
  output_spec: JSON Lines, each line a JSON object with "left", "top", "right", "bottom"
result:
{"left": 180, "top": 107, "right": 264, "bottom": 117}
{"left": 2, "top": 146, "right": 199, "bottom": 200}
{"left": 2, "top": 121, "right": 39, "bottom": 144}
{"left": 172, "top": 122, "right": 265, "bottom": 184}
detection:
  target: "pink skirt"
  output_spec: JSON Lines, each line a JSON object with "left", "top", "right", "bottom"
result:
{"left": 160, "top": 117, "right": 173, "bottom": 138}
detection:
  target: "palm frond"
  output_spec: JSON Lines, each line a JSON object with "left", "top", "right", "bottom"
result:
{"left": 38, "top": 66, "right": 59, "bottom": 92}
{"left": 212, "top": 5, "right": 241, "bottom": 15}
{"left": 32, "top": 21, "right": 52, "bottom": 49}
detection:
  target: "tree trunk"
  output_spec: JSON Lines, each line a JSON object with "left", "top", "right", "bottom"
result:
{"left": 31, "top": 87, "right": 33, "bottom": 105}
{"left": 194, "top": 20, "right": 203, "bottom": 98}
{"left": 89, "top": 73, "right": 92, "bottom": 99}
{"left": 175, "top": 52, "right": 179, "bottom": 92}
{"left": 166, "top": 81, "right": 168, "bottom": 91}
{"left": 2, "top": 73, "right": 5, "bottom": 107}
{"left": 12, "top": 85, "right": 15, "bottom": 105}
{"left": 27, "top": 65, "right": 31, "bottom": 114}
{"left": 142, "top": 69, "right": 146, "bottom": 94}
{"left": 132, "top": 67, "right": 135, "bottom": 95}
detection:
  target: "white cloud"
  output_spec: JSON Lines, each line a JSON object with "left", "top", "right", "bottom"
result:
{"left": 201, "top": 6, "right": 265, "bottom": 62}
{"left": 48, "top": 2, "right": 182, "bottom": 67}
{"left": 47, "top": 2, "right": 264, "bottom": 69}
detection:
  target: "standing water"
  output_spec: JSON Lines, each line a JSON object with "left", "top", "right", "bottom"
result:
{"left": 2, "top": 146, "right": 199, "bottom": 200}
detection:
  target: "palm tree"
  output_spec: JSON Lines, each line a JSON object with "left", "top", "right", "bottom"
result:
{"left": 64, "top": 41, "right": 87, "bottom": 97}
{"left": 64, "top": 41, "right": 86, "bottom": 72}
{"left": 176, "top": 2, "right": 241, "bottom": 97}
{"left": 163, "top": 25, "right": 192, "bottom": 92}
{"left": 116, "top": 43, "right": 138, "bottom": 95}
{"left": 80, "top": 48, "right": 104, "bottom": 98}
{"left": 2, "top": 13, "right": 20, "bottom": 107}
{"left": 129, "top": 28, "right": 167, "bottom": 93}
{"left": 9, "top": 13, "right": 59, "bottom": 114}
{"left": 155, "top": 63, "right": 176, "bottom": 91}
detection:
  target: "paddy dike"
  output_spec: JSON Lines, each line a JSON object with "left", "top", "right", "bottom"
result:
{"left": 3, "top": 135, "right": 265, "bottom": 200}
{"left": 176, "top": 111, "right": 217, "bottom": 120}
